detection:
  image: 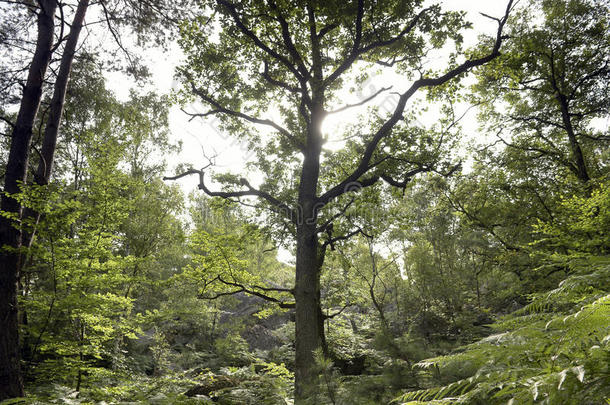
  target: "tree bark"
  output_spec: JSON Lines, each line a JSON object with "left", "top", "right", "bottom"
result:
{"left": 294, "top": 222, "right": 323, "bottom": 404}
{"left": 35, "top": 0, "right": 89, "bottom": 185}
{"left": 20, "top": 0, "right": 89, "bottom": 252}
{"left": 556, "top": 92, "right": 590, "bottom": 184}
{"left": 294, "top": 100, "right": 324, "bottom": 403}
{"left": 0, "top": 0, "right": 57, "bottom": 399}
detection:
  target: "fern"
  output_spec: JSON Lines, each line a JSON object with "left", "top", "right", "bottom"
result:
{"left": 394, "top": 260, "right": 610, "bottom": 404}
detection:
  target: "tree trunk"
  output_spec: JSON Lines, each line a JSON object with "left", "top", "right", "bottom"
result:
{"left": 294, "top": 104, "right": 324, "bottom": 404}
{"left": 19, "top": 0, "right": 89, "bottom": 260}
{"left": 19, "top": 0, "right": 89, "bottom": 367}
{"left": 294, "top": 223, "right": 323, "bottom": 404}
{"left": 35, "top": 0, "right": 89, "bottom": 185}
{"left": 367, "top": 241, "right": 389, "bottom": 329}
{"left": 556, "top": 93, "right": 590, "bottom": 184}
{"left": 0, "top": 0, "right": 57, "bottom": 399}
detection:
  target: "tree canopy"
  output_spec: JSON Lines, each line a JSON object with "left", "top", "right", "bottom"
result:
{"left": 0, "top": 0, "right": 608, "bottom": 404}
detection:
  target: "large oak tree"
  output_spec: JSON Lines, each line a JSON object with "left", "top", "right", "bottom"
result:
{"left": 169, "top": 0, "right": 513, "bottom": 402}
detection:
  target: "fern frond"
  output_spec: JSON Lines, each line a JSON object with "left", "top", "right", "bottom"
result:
{"left": 394, "top": 262, "right": 610, "bottom": 404}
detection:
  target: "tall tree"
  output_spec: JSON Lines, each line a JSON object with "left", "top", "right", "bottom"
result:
{"left": 169, "top": 0, "right": 513, "bottom": 401}
{"left": 474, "top": 0, "right": 610, "bottom": 186}
{"left": 0, "top": 0, "right": 191, "bottom": 398}
{"left": 19, "top": 63, "right": 182, "bottom": 393}
{"left": 0, "top": 1, "right": 57, "bottom": 397}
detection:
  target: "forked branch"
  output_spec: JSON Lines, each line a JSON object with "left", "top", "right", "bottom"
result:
{"left": 318, "top": 0, "right": 514, "bottom": 206}
{"left": 163, "top": 168, "right": 296, "bottom": 223}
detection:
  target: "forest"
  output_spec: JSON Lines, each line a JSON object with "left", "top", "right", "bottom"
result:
{"left": 0, "top": 0, "right": 608, "bottom": 404}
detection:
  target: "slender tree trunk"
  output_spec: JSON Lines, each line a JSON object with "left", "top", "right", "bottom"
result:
{"left": 556, "top": 93, "right": 590, "bottom": 184}
{"left": 0, "top": 0, "right": 57, "bottom": 399}
{"left": 19, "top": 0, "right": 89, "bottom": 369}
{"left": 22, "top": 0, "right": 89, "bottom": 243}
{"left": 35, "top": 0, "right": 89, "bottom": 186}
{"left": 367, "top": 241, "right": 389, "bottom": 329}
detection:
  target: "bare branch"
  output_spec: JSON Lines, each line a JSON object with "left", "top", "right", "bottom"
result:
{"left": 494, "top": 130, "right": 575, "bottom": 172}
{"left": 268, "top": 0, "right": 310, "bottom": 80}
{"left": 317, "top": 22, "right": 339, "bottom": 39}
{"left": 444, "top": 190, "right": 521, "bottom": 252}
{"left": 568, "top": 58, "right": 609, "bottom": 101}
{"left": 50, "top": 1, "right": 65, "bottom": 53}
{"left": 180, "top": 107, "right": 221, "bottom": 121}
{"left": 261, "top": 60, "right": 302, "bottom": 94}
{"left": 323, "top": 303, "right": 354, "bottom": 319}
{"left": 0, "top": 115, "right": 15, "bottom": 129}
{"left": 100, "top": 0, "right": 136, "bottom": 69}
{"left": 187, "top": 81, "right": 305, "bottom": 151}
{"left": 316, "top": 197, "right": 355, "bottom": 233}
{"left": 322, "top": 227, "right": 370, "bottom": 250}
{"left": 163, "top": 169, "right": 296, "bottom": 223}
{"left": 507, "top": 114, "right": 565, "bottom": 130}
{"left": 212, "top": 275, "right": 295, "bottom": 308}
{"left": 250, "top": 284, "right": 294, "bottom": 294}
{"left": 380, "top": 166, "right": 431, "bottom": 188}
{"left": 327, "top": 86, "right": 392, "bottom": 115}
{"left": 375, "top": 55, "right": 410, "bottom": 67}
